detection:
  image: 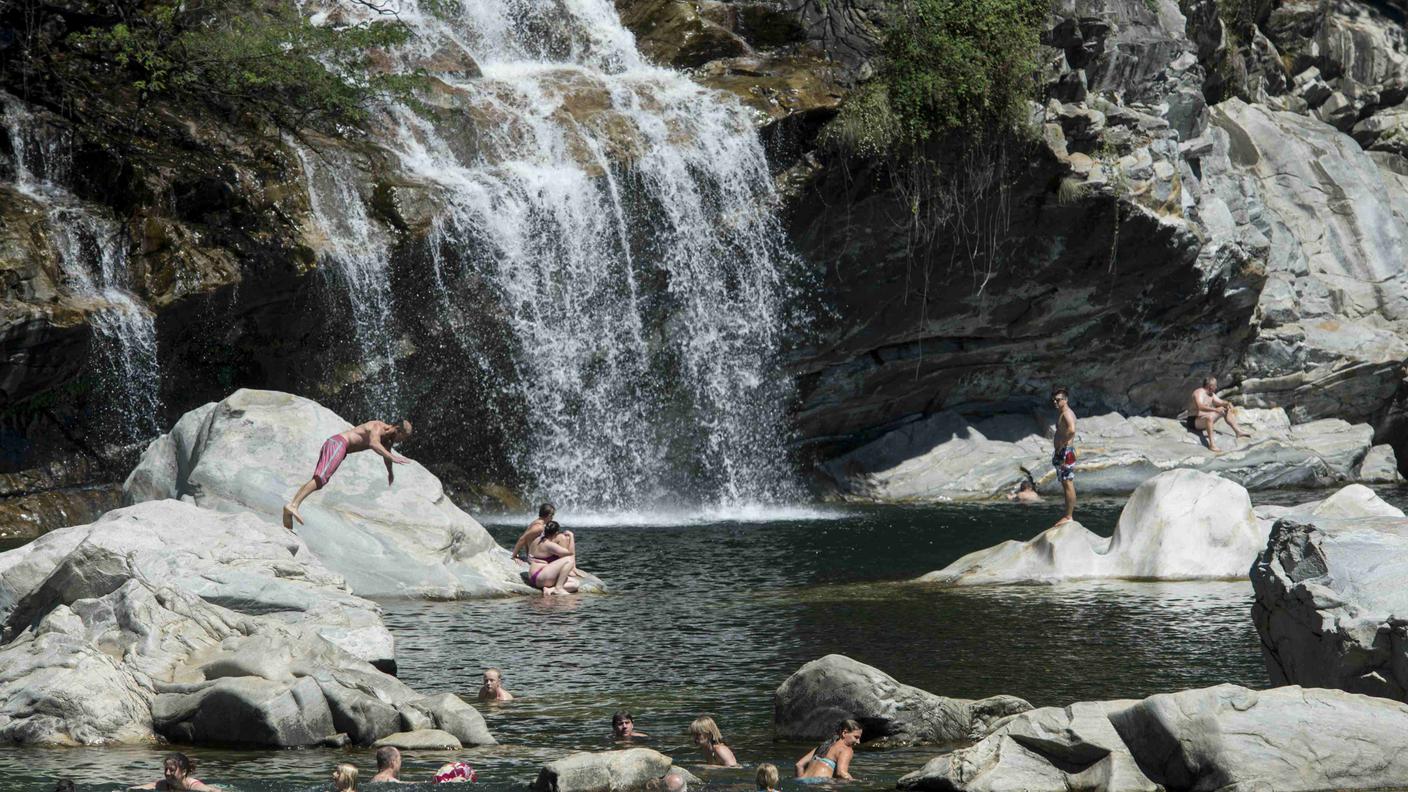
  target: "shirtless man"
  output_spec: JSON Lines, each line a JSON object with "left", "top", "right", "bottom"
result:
{"left": 612, "top": 710, "right": 649, "bottom": 740}
{"left": 283, "top": 419, "right": 413, "bottom": 529}
{"left": 511, "top": 503, "right": 557, "bottom": 562}
{"left": 1051, "top": 387, "right": 1078, "bottom": 527}
{"left": 370, "top": 746, "right": 404, "bottom": 783}
{"left": 1185, "top": 376, "right": 1249, "bottom": 452}
{"left": 478, "top": 668, "right": 514, "bottom": 702}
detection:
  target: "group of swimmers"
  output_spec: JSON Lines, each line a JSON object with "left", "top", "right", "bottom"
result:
{"left": 112, "top": 714, "right": 864, "bottom": 790}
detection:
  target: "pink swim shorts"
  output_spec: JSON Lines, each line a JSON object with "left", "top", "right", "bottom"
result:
{"left": 313, "top": 434, "right": 349, "bottom": 487}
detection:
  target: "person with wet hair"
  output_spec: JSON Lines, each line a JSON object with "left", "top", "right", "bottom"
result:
{"left": 371, "top": 746, "right": 404, "bottom": 783}
{"left": 527, "top": 520, "right": 578, "bottom": 595}
{"left": 612, "top": 710, "right": 649, "bottom": 739}
{"left": 755, "top": 764, "right": 780, "bottom": 792}
{"left": 332, "top": 763, "right": 358, "bottom": 791}
{"left": 688, "top": 715, "right": 739, "bottom": 767}
{"left": 478, "top": 667, "right": 514, "bottom": 702}
{"left": 795, "top": 719, "right": 862, "bottom": 780}
{"left": 512, "top": 502, "right": 558, "bottom": 562}
{"left": 128, "top": 752, "right": 220, "bottom": 790}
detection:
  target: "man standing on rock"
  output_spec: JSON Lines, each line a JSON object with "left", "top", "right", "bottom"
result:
{"left": 282, "top": 419, "right": 413, "bottom": 530}
{"left": 1185, "top": 376, "right": 1249, "bottom": 452}
{"left": 1051, "top": 387, "right": 1078, "bottom": 527}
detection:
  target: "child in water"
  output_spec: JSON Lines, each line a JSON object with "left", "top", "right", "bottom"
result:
{"left": 689, "top": 716, "right": 739, "bottom": 767}
{"left": 756, "top": 764, "right": 781, "bottom": 792}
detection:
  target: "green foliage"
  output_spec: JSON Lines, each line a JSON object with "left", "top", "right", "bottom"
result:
{"left": 823, "top": 0, "right": 1048, "bottom": 158}
{"left": 63, "top": 0, "right": 417, "bottom": 131}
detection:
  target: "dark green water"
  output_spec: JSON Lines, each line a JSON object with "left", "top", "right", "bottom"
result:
{"left": 0, "top": 490, "right": 1367, "bottom": 791}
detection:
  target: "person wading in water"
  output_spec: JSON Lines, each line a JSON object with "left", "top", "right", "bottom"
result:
{"left": 283, "top": 419, "right": 413, "bottom": 530}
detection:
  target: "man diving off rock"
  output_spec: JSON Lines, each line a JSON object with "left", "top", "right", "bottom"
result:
{"left": 282, "top": 419, "right": 413, "bottom": 530}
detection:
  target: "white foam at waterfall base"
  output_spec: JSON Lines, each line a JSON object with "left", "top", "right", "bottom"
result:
{"left": 482, "top": 503, "right": 851, "bottom": 529}
{"left": 352, "top": 0, "right": 806, "bottom": 512}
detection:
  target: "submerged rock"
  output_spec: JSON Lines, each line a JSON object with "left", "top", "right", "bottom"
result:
{"left": 773, "top": 654, "right": 1031, "bottom": 746}
{"left": 822, "top": 408, "right": 1383, "bottom": 503}
{"left": 0, "top": 499, "right": 493, "bottom": 747}
{"left": 1251, "top": 510, "right": 1408, "bottom": 702}
{"left": 530, "top": 747, "right": 675, "bottom": 792}
{"left": 918, "top": 469, "right": 1261, "bottom": 585}
{"left": 898, "top": 684, "right": 1408, "bottom": 792}
{"left": 123, "top": 389, "right": 534, "bottom": 599}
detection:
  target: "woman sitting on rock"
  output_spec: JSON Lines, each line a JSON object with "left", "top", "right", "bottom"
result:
{"left": 688, "top": 715, "right": 739, "bottom": 766}
{"left": 795, "top": 719, "right": 862, "bottom": 781}
{"left": 129, "top": 753, "right": 220, "bottom": 791}
{"left": 528, "top": 521, "right": 578, "bottom": 595}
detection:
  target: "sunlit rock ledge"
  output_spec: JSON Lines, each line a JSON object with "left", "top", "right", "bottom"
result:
{"left": 917, "top": 469, "right": 1402, "bottom": 586}
{"left": 0, "top": 500, "right": 493, "bottom": 747}
{"left": 122, "top": 389, "right": 604, "bottom": 600}
{"left": 822, "top": 407, "right": 1397, "bottom": 503}
{"left": 898, "top": 684, "right": 1408, "bottom": 792}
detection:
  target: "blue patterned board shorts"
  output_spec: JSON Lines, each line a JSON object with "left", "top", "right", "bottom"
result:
{"left": 1053, "top": 446, "right": 1076, "bottom": 482}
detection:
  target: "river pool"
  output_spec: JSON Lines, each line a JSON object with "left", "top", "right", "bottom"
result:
{"left": 2, "top": 489, "right": 1381, "bottom": 791}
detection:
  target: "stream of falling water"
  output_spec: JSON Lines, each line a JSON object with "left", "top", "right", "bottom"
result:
{"left": 3, "top": 98, "right": 163, "bottom": 444}
{"left": 308, "top": 0, "right": 803, "bottom": 511}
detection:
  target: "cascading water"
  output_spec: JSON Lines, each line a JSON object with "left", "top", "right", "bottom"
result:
{"left": 304, "top": 1, "right": 804, "bottom": 512}
{"left": 295, "top": 144, "right": 404, "bottom": 418}
{"left": 3, "top": 98, "right": 163, "bottom": 444}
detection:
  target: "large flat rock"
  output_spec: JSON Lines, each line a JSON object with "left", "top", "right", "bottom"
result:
{"left": 0, "top": 499, "right": 492, "bottom": 747}
{"left": 919, "top": 469, "right": 1263, "bottom": 585}
{"left": 898, "top": 684, "right": 1408, "bottom": 792}
{"left": 773, "top": 654, "right": 1031, "bottom": 746}
{"left": 1252, "top": 508, "right": 1408, "bottom": 702}
{"left": 531, "top": 748, "right": 675, "bottom": 792}
{"left": 822, "top": 408, "right": 1385, "bottom": 503}
{"left": 122, "top": 389, "right": 531, "bottom": 599}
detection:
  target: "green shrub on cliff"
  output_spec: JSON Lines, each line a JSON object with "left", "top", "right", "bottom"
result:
{"left": 26, "top": 0, "right": 414, "bottom": 132}
{"left": 821, "top": 0, "right": 1048, "bottom": 157}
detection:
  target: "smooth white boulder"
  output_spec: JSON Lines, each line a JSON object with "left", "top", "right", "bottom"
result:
{"left": 823, "top": 408, "right": 1386, "bottom": 502}
{"left": 1252, "top": 510, "right": 1408, "bottom": 702}
{"left": 898, "top": 685, "right": 1408, "bottom": 792}
{"left": 918, "top": 469, "right": 1261, "bottom": 584}
{"left": 122, "top": 389, "right": 529, "bottom": 599}
{"left": 0, "top": 500, "right": 492, "bottom": 747}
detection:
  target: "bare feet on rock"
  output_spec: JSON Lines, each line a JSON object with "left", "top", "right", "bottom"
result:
{"left": 282, "top": 504, "right": 304, "bottom": 531}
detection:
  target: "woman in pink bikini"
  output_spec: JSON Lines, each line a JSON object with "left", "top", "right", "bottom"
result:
{"left": 527, "top": 521, "right": 578, "bottom": 595}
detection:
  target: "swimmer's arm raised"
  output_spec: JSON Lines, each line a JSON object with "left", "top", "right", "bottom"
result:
{"left": 795, "top": 749, "right": 815, "bottom": 777}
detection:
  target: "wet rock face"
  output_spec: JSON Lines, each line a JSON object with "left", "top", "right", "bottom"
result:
{"left": 531, "top": 748, "right": 676, "bottom": 792}
{"left": 898, "top": 684, "right": 1408, "bottom": 792}
{"left": 1251, "top": 512, "right": 1408, "bottom": 702}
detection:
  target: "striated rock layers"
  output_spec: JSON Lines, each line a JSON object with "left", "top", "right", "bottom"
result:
{"left": 776, "top": 0, "right": 1408, "bottom": 481}
{"left": 122, "top": 389, "right": 536, "bottom": 600}
{"left": 773, "top": 654, "right": 1031, "bottom": 747}
{"left": 918, "top": 469, "right": 1262, "bottom": 585}
{"left": 0, "top": 499, "right": 493, "bottom": 747}
{"left": 897, "top": 684, "right": 1408, "bottom": 792}
{"left": 822, "top": 407, "right": 1394, "bottom": 502}
{"left": 1251, "top": 507, "right": 1408, "bottom": 702}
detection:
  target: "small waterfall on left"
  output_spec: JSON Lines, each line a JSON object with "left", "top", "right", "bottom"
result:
{"left": 4, "top": 97, "right": 163, "bottom": 444}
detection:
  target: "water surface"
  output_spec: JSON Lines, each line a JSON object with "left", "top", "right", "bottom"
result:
{"left": 0, "top": 489, "right": 1361, "bottom": 791}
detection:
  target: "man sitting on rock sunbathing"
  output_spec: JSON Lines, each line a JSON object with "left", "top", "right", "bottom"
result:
{"left": 1184, "top": 376, "right": 1249, "bottom": 452}
{"left": 283, "top": 419, "right": 413, "bottom": 530}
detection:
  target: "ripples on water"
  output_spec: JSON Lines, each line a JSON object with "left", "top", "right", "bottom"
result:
{"left": 5, "top": 489, "right": 1382, "bottom": 791}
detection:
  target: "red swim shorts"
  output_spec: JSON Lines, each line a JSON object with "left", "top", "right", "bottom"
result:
{"left": 313, "top": 435, "right": 349, "bottom": 487}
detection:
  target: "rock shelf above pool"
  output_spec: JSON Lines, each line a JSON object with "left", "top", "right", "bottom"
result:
{"left": 821, "top": 407, "right": 1397, "bottom": 503}
{"left": 897, "top": 684, "right": 1408, "bottom": 792}
{"left": 1252, "top": 508, "right": 1408, "bottom": 703}
{"left": 0, "top": 499, "right": 493, "bottom": 747}
{"left": 123, "top": 389, "right": 552, "bottom": 599}
{"left": 773, "top": 654, "right": 1031, "bottom": 746}
{"left": 917, "top": 470, "right": 1404, "bottom": 586}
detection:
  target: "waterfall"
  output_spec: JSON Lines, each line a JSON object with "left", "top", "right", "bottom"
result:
{"left": 3, "top": 98, "right": 163, "bottom": 444}
{"left": 294, "top": 144, "right": 404, "bottom": 418}
{"left": 302, "top": 0, "right": 804, "bottom": 512}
